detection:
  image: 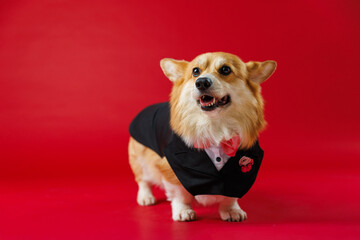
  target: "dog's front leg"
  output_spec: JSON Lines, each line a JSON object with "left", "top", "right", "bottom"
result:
{"left": 219, "top": 197, "right": 247, "bottom": 222}
{"left": 162, "top": 180, "right": 196, "bottom": 221}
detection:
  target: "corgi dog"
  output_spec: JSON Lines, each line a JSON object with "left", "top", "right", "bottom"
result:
{"left": 128, "top": 52, "right": 276, "bottom": 221}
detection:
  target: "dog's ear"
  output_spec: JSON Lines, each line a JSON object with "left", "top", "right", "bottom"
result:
{"left": 246, "top": 60, "right": 277, "bottom": 84}
{"left": 160, "top": 58, "right": 188, "bottom": 82}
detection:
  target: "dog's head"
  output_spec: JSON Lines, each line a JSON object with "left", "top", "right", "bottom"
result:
{"left": 160, "top": 52, "right": 276, "bottom": 149}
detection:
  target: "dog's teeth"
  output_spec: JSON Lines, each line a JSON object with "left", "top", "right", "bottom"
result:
{"left": 200, "top": 96, "right": 218, "bottom": 108}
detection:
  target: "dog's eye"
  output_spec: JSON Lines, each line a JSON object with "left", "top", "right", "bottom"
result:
{"left": 219, "top": 66, "right": 232, "bottom": 76}
{"left": 192, "top": 67, "right": 201, "bottom": 77}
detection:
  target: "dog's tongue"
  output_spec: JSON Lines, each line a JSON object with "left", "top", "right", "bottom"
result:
{"left": 200, "top": 95, "right": 215, "bottom": 106}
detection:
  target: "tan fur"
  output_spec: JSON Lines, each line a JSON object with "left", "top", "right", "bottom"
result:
{"left": 128, "top": 52, "right": 276, "bottom": 221}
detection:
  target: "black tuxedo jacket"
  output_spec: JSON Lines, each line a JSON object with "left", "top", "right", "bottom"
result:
{"left": 129, "top": 102, "right": 264, "bottom": 198}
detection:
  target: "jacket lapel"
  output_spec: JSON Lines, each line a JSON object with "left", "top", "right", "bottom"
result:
{"left": 165, "top": 133, "right": 220, "bottom": 178}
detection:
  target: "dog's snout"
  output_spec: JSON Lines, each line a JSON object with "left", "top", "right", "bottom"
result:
{"left": 195, "top": 77, "right": 212, "bottom": 91}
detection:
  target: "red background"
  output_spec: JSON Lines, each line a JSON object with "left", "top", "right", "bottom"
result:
{"left": 1, "top": 0, "right": 359, "bottom": 239}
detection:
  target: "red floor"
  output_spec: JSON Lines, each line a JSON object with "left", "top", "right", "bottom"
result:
{"left": 1, "top": 167, "right": 359, "bottom": 240}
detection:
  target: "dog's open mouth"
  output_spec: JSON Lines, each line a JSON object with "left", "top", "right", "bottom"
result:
{"left": 197, "top": 94, "right": 231, "bottom": 111}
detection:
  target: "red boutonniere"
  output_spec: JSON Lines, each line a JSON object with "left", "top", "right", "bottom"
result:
{"left": 239, "top": 156, "right": 254, "bottom": 173}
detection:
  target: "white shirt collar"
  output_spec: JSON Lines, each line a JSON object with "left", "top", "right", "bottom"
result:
{"left": 204, "top": 145, "right": 231, "bottom": 171}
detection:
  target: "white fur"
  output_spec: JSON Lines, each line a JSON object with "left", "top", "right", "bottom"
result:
{"left": 138, "top": 157, "right": 163, "bottom": 186}
{"left": 171, "top": 200, "right": 196, "bottom": 221}
{"left": 136, "top": 157, "right": 163, "bottom": 206}
{"left": 137, "top": 181, "right": 156, "bottom": 206}
{"left": 162, "top": 60, "right": 182, "bottom": 82}
{"left": 176, "top": 72, "right": 258, "bottom": 148}
{"left": 214, "top": 57, "right": 227, "bottom": 69}
{"left": 196, "top": 53, "right": 210, "bottom": 68}
{"left": 218, "top": 197, "right": 247, "bottom": 222}
{"left": 162, "top": 180, "right": 196, "bottom": 221}
{"left": 195, "top": 195, "right": 226, "bottom": 206}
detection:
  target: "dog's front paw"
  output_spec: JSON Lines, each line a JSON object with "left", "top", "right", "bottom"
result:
{"left": 219, "top": 208, "right": 247, "bottom": 222}
{"left": 173, "top": 209, "right": 197, "bottom": 222}
{"left": 137, "top": 192, "right": 156, "bottom": 206}
{"left": 137, "top": 182, "right": 156, "bottom": 206}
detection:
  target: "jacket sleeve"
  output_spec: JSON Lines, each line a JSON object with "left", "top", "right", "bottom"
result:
{"left": 129, "top": 102, "right": 171, "bottom": 157}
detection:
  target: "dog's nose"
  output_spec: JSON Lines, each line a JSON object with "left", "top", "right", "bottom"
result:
{"left": 195, "top": 77, "right": 212, "bottom": 91}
